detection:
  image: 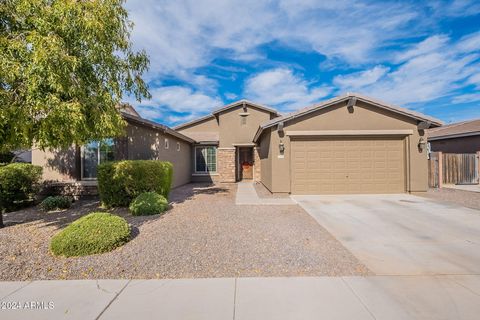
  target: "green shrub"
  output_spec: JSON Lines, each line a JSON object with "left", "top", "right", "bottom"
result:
{"left": 40, "top": 196, "right": 72, "bottom": 212}
{"left": 129, "top": 192, "right": 169, "bottom": 216}
{"left": 0, "top": 151, "right": 15, "bottom": 164}
{"left": 97, "top": 160, "right": 173, "bottom": 207}
{"left": 50, "top": 212, "right": 130, "bottom": 257}
{"left": 0, "top": 163, "right": 43, "bottom": 212}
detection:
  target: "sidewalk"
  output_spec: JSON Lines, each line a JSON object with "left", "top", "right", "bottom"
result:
{"left": 1, "top": 275, "right": 480, "bottom": 319}
{"left": 235, "top": 182, "right": 295, "bottom": 205}
{"left": 443, "top": 184, "right": 480, "bottom": 193}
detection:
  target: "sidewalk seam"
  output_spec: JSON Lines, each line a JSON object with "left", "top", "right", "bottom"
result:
{"left": 341, "top": 277, "right": 377, "bottom": 320}
{"left": 0, "top": 281, "right": 33, "bottom": 300}
{"left": 95, "top": 280, "right": 131, "bottom": 320}
{"left": 233, "top": 278, "right": 238, "bottom": 320}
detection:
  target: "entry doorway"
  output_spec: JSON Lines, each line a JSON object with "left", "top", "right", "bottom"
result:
{"left": 238, "top": 147, "right": 254, "bottom": 180}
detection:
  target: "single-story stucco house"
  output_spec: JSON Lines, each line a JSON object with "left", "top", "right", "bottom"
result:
{"left": 427, "top": 119, "right": 480, "bottom": 153}
{"left": 33, "top": 93, "right": 443, "bottom": 195}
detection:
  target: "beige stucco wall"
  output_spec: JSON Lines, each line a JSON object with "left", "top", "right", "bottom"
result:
{"left": 32, "top": 122, "right": 192, "bottom": 188}
{"left": 126, "top": 124, "right": 192, "bottom": 188}
{"left": 261, "top": 100, "right": 429, "bottom": 193}
{"left": 32, "top": 146, "right": 79, "bottom": 182}
{"left": 258, "top": 127, "right": 273, "bottom": 190}
{"left": 177, "top": 116, "right": 218, "bottom": 134}
{"left": 217, "top": 104, "right": 273, "bottom": 147}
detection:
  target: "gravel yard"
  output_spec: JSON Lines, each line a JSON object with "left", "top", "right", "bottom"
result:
{"left": 0, "top": 183, "right": 369, "bottom": 280}
{"left": 417, "top": 188, "right": 480, "bottom": 210}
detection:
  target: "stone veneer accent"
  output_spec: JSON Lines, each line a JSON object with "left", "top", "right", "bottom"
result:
{"left": 254, "top": 147, "right": 261, "bottom": 182}
{"left": 217, "top": 148, "right": 236, "bottom": 182}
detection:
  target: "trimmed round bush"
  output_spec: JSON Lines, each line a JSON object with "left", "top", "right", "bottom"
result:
{"left": 40, "top": 196, "right": 72, "bottom": 212}
{"left": 129, "top": 192, "right": 168, "bottom": 216}
{"left": 97, "top": 160, "right": 173, "bottom": 207}
{"left": 50, "top": 212, "right": 130, "bottom": 257}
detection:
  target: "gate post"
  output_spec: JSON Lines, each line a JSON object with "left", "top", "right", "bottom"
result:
{"left": 477, "top": 151, "right": 480, "bottom": 184}
{"left": 438, "top": 151, "right": 443, "bottom": 188}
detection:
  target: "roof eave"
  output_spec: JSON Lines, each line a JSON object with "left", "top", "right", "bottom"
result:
{"left": 122, "top": 113, "right": 195, "bottom": 144}
{"left": 211, "top": 99, "right": 279, "bottom": 116}
{"left": 428, "top": 131, "right": 480, "bottom": 141}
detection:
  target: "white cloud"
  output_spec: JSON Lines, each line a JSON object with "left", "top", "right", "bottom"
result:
{"left": 333, "top": 32, "right": 480, "bottom": 105}
{"left": 125, "top": 0, "right": 424, "bottom": 82}
{"left": 394, "top": 35, "right": 450, "bottom": 63}
{"left": 430, "top": 0, "right": 480, "bottom": 17}
{"left": 455, "top": 31, "right": 480, "bottom": 53}
{"left": 333, "top": 66, "right": 389, "bottom": 90}
{"left": 452, "top": 93, "right": 480, "bottom": 104}
{"left": 131, "top": 86, "right": 223, "bottom": 124}
{"left": 137, "top": 86, "right": 222, "bottom": 113}
{"left": 123, "top": 1, "right": 480, "bottom": 118}
{"left": 467, "top": 73, "right": 480, "bottom": 88}
{"left": 224, "top": 92, "right": 238, "bottom": 100}
{"left": 244, "top": 68, "right": 332, "bottom": 110}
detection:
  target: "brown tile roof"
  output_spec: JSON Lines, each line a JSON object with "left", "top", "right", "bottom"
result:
{"left": 254, "top": 93, "right": 443, "bottom": 142}
{"left": 427, "top": 119, "right": 480, "bottom": 140}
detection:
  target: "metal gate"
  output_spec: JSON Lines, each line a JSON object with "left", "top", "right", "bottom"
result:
{"left": 443, "top": 153, "right": 479, "bottom": 185}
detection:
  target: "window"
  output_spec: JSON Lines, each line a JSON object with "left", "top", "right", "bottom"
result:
{"left": 195, "top": 146, "right": 217, "bottom": 173}
{"left": 164, "top": 138, "right": 169, "bottom": 149}
{"left": 176, "top": 142, "right": 181, "bottom": 151}
{"left": 82, "top": 139, "right": 115, "bottom": 179}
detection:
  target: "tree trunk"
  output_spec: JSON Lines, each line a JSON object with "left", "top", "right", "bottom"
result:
{"left": 0, "top": 212, "right": 4, "bottom": 228}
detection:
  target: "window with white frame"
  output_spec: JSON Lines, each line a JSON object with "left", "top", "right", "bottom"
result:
{"left": 195, "top": 146, "right": 217, "bottom": 173}
{"left": 164, "top": 138, "right": 169, "bottom": 149}
{"left": 177, "top": 142, "right": 181, "bottom": 151}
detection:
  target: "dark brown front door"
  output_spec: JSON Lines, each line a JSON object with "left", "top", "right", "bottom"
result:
{"left": 239, "top": 147, "right": 253, "bottom": 180}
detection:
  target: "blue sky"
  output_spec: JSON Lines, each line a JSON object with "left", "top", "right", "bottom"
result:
{"left": 124, "top": 0, "right": 480, "bottom": 126}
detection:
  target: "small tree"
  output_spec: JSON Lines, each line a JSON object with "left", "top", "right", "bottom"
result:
{"left": 0, "top": 0, "right": 151, "bottom": 152}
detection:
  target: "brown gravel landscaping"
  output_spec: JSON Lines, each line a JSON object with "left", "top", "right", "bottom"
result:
{"left": 417, "top": 188, "right": 480, "bottom": 210}
{"left": 0, "top": 183, "right": 370, "bottom": 280}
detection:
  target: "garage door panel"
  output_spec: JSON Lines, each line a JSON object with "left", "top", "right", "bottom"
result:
{"left": 291, "top": 137, "right": 405, "bottom": 194}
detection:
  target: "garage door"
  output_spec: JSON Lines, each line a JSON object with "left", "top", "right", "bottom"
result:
{"left": 291, "top": 137, "right": 405, "bottom": 194}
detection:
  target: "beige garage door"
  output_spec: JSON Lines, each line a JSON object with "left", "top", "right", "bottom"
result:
{"left": 291, "top": 137, "right": 405, "bottom": 194}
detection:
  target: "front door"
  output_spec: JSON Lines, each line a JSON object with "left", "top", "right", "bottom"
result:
{"left": 239, "top": 147, "right": 253, "bottom": 180}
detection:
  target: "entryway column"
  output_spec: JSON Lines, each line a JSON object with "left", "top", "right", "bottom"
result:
{"left": 217, "top": 147, "right": 236, "bottom": 182}
{"left": 254, "top": 147, "right": 261, "bottom": 182}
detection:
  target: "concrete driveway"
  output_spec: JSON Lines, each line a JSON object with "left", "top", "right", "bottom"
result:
{"left": 292, "top": 194, "right": 480, "bottom": 275}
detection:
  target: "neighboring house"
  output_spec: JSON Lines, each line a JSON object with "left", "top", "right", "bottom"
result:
{"left": 32, "top": 104, "right": 194, "bottom": 189}
{"left": 427, "top": 119, "right": 480, "bottom": 153}
{"left": 33, "top": 93, "right": 443, "bottom": 196}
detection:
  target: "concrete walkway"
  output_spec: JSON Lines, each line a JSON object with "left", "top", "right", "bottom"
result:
{"left": 235, "top": 182, "right": 295, "bottom": 205}
{"left": 444, "top": 184, "right": 480, "bottom": 193}
{"left": 1, "top": 276, "right": 480, "bottom": 319}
